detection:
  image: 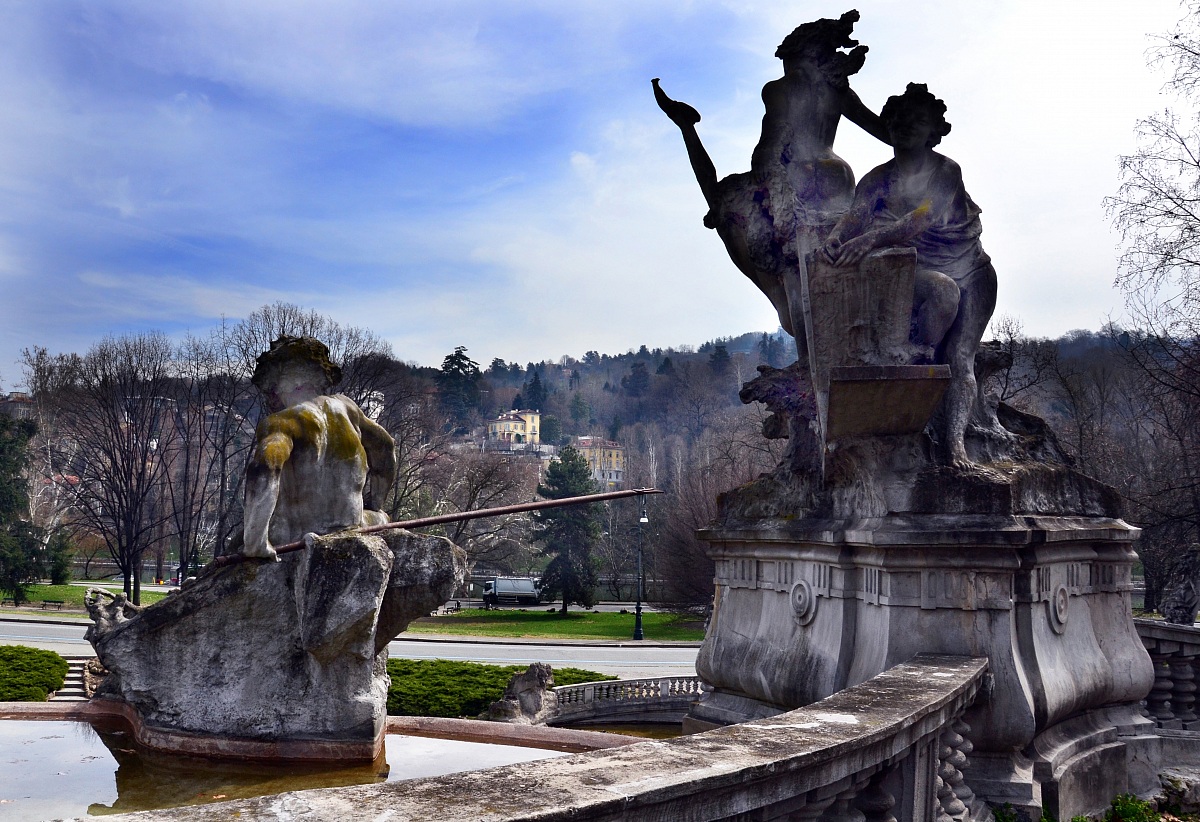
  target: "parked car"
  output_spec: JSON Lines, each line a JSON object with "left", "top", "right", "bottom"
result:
{"left": 481, "top": 577, "right": 540, "bottom": 609}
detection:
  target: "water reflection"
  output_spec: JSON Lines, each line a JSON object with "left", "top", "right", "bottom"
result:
{"left": 0, "top": 719, "right": 564, "bottom": 820}
{"left": 87, "top": 717, "right": 390, "bottom": 815}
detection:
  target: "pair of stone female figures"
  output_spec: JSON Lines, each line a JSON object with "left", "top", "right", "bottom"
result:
{"left": 653, "top": 11, "right": 996, "bottom": 468}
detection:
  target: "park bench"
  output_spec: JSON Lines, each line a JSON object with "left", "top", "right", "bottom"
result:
{"left": 1, "top": 598, "right": 16, "bottom": 607}
{"left": 39, "top": 600, "right": 65, "bottom": 610}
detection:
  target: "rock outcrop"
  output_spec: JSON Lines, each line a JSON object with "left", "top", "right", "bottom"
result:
{"left": 86, "top": 528, "right": 465, "bottom": 760}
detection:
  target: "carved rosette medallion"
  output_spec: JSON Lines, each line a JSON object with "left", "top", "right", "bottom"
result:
{"left": 1048, "top": 584, "right": 1069, "bottom": 634}
{"left": 791, "top": 579, "right": 817, "bottom": 626}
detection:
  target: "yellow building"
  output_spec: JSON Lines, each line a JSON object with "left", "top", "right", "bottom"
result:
{"left": 487, "top": 409, "right": 541, "bottom": 444}
{"left": 575, "top": 436, "right": 625, "bottom": 488}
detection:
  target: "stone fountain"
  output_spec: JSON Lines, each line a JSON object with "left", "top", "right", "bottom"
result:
{"left": 656, "top": 12, "right": 1153, "bottom": 819}
{"left": 84, "top": 336, "right": 467, "bottom": 762}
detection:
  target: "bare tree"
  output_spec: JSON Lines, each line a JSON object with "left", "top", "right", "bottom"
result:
{"left": 25, "top": 334, "right": 178, "bottom": 603}
{"left": 229, "top": 301, "right": 395, "bottom": 406}
{"left": 422, "top": 449, "right": 539, "bottom": 570}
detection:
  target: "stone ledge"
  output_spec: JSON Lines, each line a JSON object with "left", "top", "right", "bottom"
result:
{"left": 87, "top": 654, "right": 988, "bottom": 822}
{"left": 701, "top": 514, "right": 1139, "bottom": 547}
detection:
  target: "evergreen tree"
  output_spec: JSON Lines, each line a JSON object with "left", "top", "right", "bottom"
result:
{"left": 487, "top": 358, "right": 509, "bottom": 380}
{"left": 436, "top": 346, "right": 482, "bottom": 429}
{"left": 622, "top": 362, "right": 650, "bottom": 397}
{"left": 608, "top": 415, "right": 623, "bottom": 440}
{"left": 569, "top": 392, "right": 589, "bottom": 425}
{"left": 708, "top": 344, "right": 732, "bottom": 375}
{"left": 656, "top": 356, "right": 676, "bottom": 376}
{"left": 534, "top": 446, "right": 600, "bottom": 615}
{"left": 523, "top": 372, "right": 548, "bottom": 409}
{"left": 540, "top": 415, "right": 563, "bottom": 446}
{"left": 758, "top": 333, "right": 785, "bottom": 367}
{"left": 0, "top": 417, "right": 42, "bottom": 604}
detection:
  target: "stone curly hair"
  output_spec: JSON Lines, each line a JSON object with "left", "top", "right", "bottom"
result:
{"left": 880, "top": 82, "right": 952, "bottom": 148}
{"left": 251, "top": 336, "right": 342, "bottom": 392}
{"left": 775, "top": 10, "right": 868, "bottom": 79}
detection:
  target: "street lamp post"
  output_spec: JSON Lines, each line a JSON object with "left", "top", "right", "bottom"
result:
{"left": 634, "top": 499, "right": 648, "bottom": 640}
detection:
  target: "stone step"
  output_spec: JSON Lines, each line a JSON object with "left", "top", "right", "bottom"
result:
{"left": 49, "top": 657, "right": 92, "bottom": 702}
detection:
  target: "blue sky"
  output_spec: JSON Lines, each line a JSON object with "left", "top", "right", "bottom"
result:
{"left": 0, "top": 0, "right": 1187, "bottom": 386}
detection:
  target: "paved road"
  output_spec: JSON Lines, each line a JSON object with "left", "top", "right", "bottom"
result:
{"left": 0, "top": 618, "right": 699, "bottom": 680}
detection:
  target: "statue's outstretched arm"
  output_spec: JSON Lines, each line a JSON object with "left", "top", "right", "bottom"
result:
{"left": 652, "top": 79, "right": 718, "bottom": 208}
{"left": 243, "top": 430, "right": 292, "bottom": 559}
{"left": 841, "top": 88, "right": 890, "bottom": 145}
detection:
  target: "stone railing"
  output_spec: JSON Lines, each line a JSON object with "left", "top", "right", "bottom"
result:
{"left": 111, "top": 655, "right": 990, "bottom": 822}
{"left": 552, "top": 676, "right": 703, "bottom": 724}
{"left": 1135, "top": 618, "right": 1200, "bottom": 729}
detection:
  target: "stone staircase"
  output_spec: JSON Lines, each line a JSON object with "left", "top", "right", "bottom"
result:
{"left": 50, "top": 655, "right": 92, "bottom": 702}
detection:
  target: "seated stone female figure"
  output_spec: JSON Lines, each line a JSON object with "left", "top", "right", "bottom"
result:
{"left": 820, "top": 83, "right": 998, "bottom": 467}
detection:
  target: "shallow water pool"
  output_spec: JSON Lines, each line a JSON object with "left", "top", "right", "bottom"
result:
{"left": 0, "top": 719, "right": 566, "bottom": 820}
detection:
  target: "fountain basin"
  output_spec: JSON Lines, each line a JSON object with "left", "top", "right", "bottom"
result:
{"left": 0, "top": 709, "right": 631, "bottom": 820}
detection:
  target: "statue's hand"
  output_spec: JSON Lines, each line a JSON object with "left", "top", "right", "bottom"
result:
{"left": 820, "top": 238, "right": 843, "bottom": 263}
{"left": 832, "top": 235, "right": 875, "bottom": 267}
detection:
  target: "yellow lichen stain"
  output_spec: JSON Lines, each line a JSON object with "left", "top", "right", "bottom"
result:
{"left": 913, "top": 199, "right": 933, "bottom": 218}
{"left": 254, "top": 405, "right": 327, "bottom": 464}
{"left": 323, "top": 403, "right": 366, "bottom": 463}
{"left": 257, "top": 432, "right": 293, "bottom": 470}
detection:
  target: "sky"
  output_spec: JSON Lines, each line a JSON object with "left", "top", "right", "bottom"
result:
{"left": 0, "top": 0, "right": 1189, "bottom": 387}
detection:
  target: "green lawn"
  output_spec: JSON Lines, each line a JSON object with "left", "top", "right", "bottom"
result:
{"left": 386, "top": 658, "right": 614, "bottom": 718}
{"left": 408, "top": 608, "right": 705, "bottom": 641}
{"left": 1, "top": 583, "right": 167, "bottom": 610}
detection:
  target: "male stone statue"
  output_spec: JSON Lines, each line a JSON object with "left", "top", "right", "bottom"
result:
{"left": 821, "top": 83, "right": 997, "bottom": 466}
{"left": 243, "top": 335, "right": 397, "bottom": 559}
{"left": 653, "top": 10, "right": 888, "bottom": 362}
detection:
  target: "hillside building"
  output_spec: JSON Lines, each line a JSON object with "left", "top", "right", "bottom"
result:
{"left": 487, "top": 409, "right": 541, "bottom": 444}
{"left": 575, "top": 436, "right": 625, "bottom": 488}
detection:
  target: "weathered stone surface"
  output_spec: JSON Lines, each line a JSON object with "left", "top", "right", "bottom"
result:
{"left": 688, "top": 515, "right": 1153, "bottom": 817}
{"left": 241, "top": 336, "right": 397, "bottom": 560}
{"left": 484, "top": 663, "right": 560, "bottom": 725}
{"left": 85, "top": 528, "right": 465, "bottom": 758}
{"left": 77, "top": 656, "right": 989, "bottom": 822}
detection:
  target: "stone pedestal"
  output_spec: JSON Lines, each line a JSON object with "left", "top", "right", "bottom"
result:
{"left": 687, "top": 514, "right": 1154, "bottom": 815}
{"left": 86, "top": 529, "right": 465, "bottom": 762}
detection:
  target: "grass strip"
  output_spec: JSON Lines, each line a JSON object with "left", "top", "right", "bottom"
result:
{"left": 4, "top": 584, "right": 167, "bottom": 610}
{"left": 409, "top": 609, "right": 705, "bottom": 641}
{"left": 387, "top": 658, "right": 614, "bottom": 718}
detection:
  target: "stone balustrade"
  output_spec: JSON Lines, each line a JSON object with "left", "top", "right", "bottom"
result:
{"left": 552, "top": 676, "right": 703, "bottom": 724}
{"left": 1135, "top": 618, "right": 1200, "bottom": 730}
{"left": 105, "top": 655, "right": 990, "bottom": 822}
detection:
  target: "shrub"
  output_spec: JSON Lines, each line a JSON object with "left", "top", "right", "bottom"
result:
{"left": 386, "top": 659, "right": 613, "bottom": 718}
{"left": 0, "top": 645, "right": 69, "bottom": 701}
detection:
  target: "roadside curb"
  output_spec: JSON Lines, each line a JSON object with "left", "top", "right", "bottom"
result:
{"left": 0, "top": 615, "right": 703, "bottom": 648}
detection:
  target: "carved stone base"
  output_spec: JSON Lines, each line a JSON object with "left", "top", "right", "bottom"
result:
{"left": 688, "top": 514, "right": 1153, "bottom": 810}
{"left": 86, "top": 529, "right": 466, "bottom": 761}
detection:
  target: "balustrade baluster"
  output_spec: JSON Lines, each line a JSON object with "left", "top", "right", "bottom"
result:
{"left": 949, "top": 720, "right": 984, "bottom": 820}
{"left": 1172, "top": 655, "right": 1198, "bottom": 725}
{"left": 1148, "top": 654, "right": 1178, "bottom": 727}
{"left": 785, "top": 795, "right": 835, "bottom": 820}
{"left": 933, "top": 775, "right": 954, "bottom": 822}
{"left": 854, "top": 766, "right": 897, "bottom": 822}
{"left": 819, "top": 782, "right": 867, "bottom": 821}
{"left": 937, "top": 730, "right": 968, "bottom": 820}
